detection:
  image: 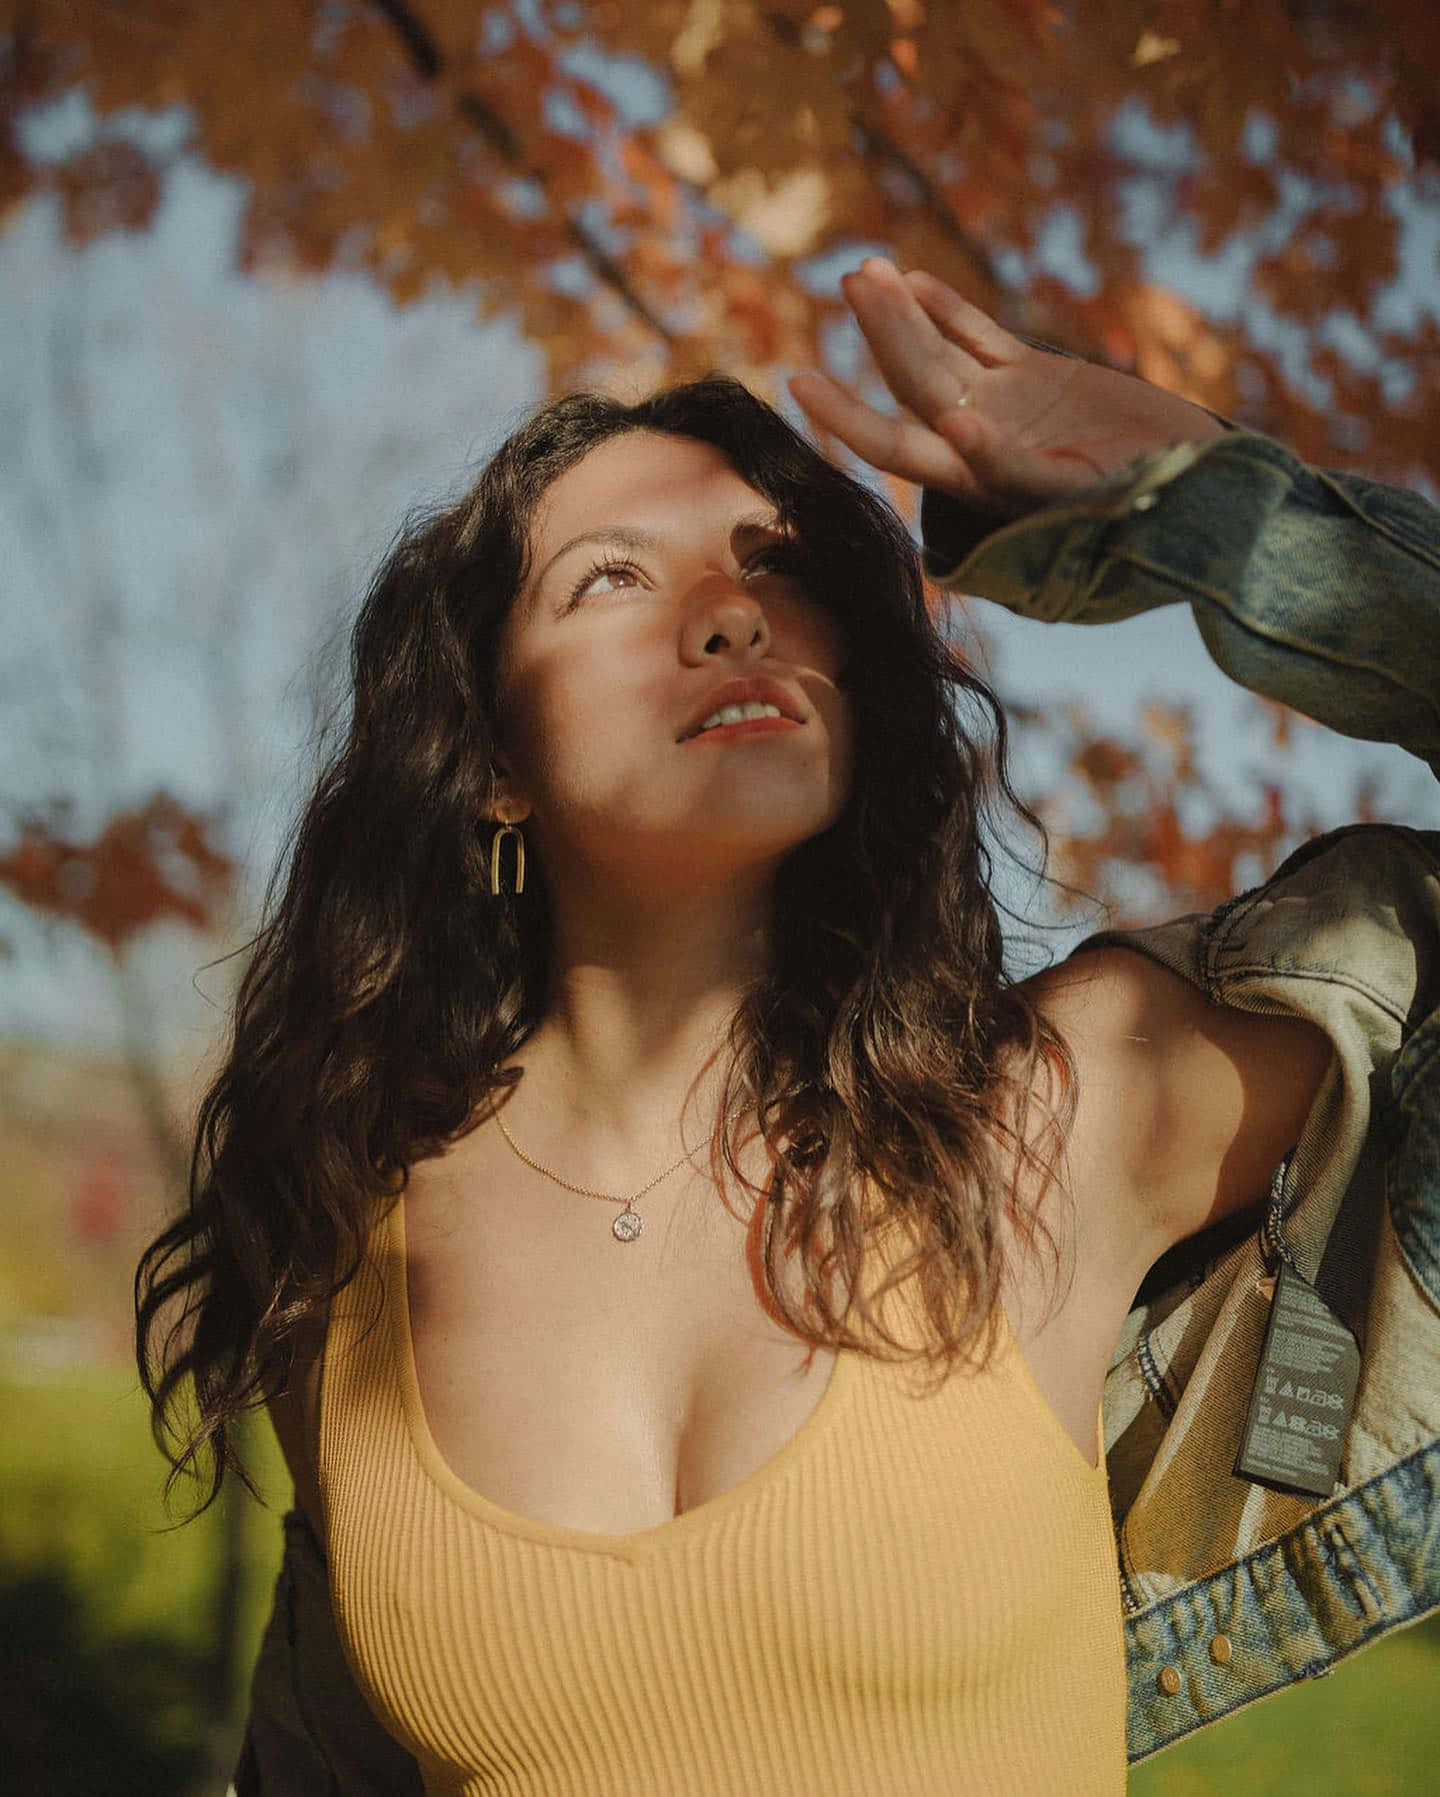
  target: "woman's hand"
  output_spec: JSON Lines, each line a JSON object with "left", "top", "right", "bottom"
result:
{"left": 789, "top": 257, "right": 1226, "bottom": 520}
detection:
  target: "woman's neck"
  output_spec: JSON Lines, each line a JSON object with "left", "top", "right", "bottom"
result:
{"left": 503, "top": 874, "right": 773, "bottom": 1184}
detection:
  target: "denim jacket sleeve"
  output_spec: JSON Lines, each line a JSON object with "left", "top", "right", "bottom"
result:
{"left": 919, "top": 429, "right": 1440, "bottom": 780}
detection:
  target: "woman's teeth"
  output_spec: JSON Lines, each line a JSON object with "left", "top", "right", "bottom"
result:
{"left": 696, "top": 701, "right": 785, "bottom": 734}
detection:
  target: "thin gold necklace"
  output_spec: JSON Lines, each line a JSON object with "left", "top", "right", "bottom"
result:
{"left": 493, "top": 1109, "right": 696, "bottom": 1243}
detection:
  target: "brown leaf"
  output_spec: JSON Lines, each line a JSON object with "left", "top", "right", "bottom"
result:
{"left": 0, "top": 797, "right": 233, "bottom": 952}
{"left": 54, "top": 139, "right": 161, "bottom": 244}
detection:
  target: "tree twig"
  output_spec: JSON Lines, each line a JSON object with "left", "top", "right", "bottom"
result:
{"left": 848, "top": 114, "right": 1002, "bottom": 293}
{"left": 370, "top": 0, "right": 674, "bottom": 343}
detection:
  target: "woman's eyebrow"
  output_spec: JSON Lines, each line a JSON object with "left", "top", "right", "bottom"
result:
{"left": 535, "top": 525, "right": 661, "bottom": 588}
{"left": 533, "top": 514, "right": 789, "bottom": 589}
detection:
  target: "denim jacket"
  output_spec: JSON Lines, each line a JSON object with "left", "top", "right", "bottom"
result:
{"left": 924, "top": 426, "right": 1440, "bottom": 1762}
{"left": 234, "top": 429, "right": 1440, "bottom": 1789}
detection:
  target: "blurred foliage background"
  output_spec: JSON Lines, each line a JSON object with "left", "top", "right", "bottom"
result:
{"left": 3, "top": 0, "right": 1438, "bottom": 1788}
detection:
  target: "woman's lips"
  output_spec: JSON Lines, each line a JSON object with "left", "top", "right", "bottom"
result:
{"left": 680, "top": 716, "right": 804, "bottom": 743}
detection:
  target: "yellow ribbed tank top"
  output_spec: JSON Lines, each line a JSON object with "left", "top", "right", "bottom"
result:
{"left": 318, "top": 1198, "right": 1128, "bottom": 1796}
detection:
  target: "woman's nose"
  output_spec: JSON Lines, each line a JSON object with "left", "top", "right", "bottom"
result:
{"left": 680, "top": 579, "right": 772, "bottom": 664}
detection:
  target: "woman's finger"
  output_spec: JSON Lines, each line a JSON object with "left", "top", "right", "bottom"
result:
{"left": 840, "top": 261, "right": 979, "bottom": 432}
{"left": 901, "top": 270, "right": 1024, "bottom": 368}
{"left": 787, "top": 370, "right": 982, "bottom": 498}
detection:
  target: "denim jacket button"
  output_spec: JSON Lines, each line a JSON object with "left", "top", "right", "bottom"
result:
{"left": 1157, "top": 1665, "right": 1183, "bottom": 1695}
{"left": 1208, "top": 1634, "right": 1233, "bottom": 1666}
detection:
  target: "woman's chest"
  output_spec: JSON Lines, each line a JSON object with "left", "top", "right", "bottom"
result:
{"left": 324, "top": 1200, "right": 1129, "bottom": 1793}
{"left": 394, "top": 1146, "right": 1119, "bottom": 1540}
{"left": 401, "top": 1159, "right": 846, "bottom": 1534}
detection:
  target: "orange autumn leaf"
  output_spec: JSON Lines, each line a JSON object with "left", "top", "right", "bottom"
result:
{"left": 0, "top": 797, "right": 234, "bottom": 952}
{"left": 55, "top": 138, "right": 161, "bottom": 243}
{"left": 1072, "top": 736, "right": 1145, "bottom": 794}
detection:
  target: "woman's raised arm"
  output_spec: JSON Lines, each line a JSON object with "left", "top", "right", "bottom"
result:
{"left": 792, "top": 257, "right": 1440, "bottom": 779}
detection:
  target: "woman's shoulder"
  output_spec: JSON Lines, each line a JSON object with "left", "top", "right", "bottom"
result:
{"left": 1020, "top": 944, "right": 1330, "bottom": 1288}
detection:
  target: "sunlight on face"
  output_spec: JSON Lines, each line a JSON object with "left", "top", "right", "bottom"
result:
{"left": 496, "top": 431, "right": 853, "bottom": 893}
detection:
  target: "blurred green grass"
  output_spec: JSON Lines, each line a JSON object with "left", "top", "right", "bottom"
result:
{"left": 1129, "top": 1607, "right": 1440, "bottom": 1795}
{"left": 1, "top": 1366, "right": 289, "bottom": 1792}
{"left": 2, "top": 1366, "right": 1436, "bottom": 1792}
{"left": 0, "top": 1367, "right": 288, "bottom": 1703}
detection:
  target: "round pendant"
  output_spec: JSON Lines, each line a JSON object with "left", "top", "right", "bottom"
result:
{"left": 612, "top": 1208, "right": 643, "bottom": 1243}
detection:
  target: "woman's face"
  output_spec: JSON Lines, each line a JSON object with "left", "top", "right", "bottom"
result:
{"left": 495, "top": 430, "right": 853, "bottom": 893}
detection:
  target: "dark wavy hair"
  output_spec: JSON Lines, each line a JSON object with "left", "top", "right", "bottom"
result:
{"left": 135, "top": 373, "right": 1076, "bottom": 1513}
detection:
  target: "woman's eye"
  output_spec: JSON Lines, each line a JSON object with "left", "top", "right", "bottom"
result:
{"left": 564, "top": 543, "right": 804, "bottom": 609}
{"left": 747, "top": 543, "right": 807, "bottom": 580}
{"left": 566, "top": 558, "right": 642, "bottom": 607}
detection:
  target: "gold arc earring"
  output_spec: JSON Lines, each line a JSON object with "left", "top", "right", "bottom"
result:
{"left": 489, "top": 823, "right": 526, "bottom": 896}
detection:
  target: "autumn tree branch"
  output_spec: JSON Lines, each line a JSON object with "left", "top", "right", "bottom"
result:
{"left": 847, "top": 114, "right": 1003, "bottom": 294}
{"left": 368, "top": 0, "right": 674, "bottom": 343}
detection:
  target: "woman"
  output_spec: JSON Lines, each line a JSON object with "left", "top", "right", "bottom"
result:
{"left": 138, "top": 259, "right": 1440, "bottom": 1794}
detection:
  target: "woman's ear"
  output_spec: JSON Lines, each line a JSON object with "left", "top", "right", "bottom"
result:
{"left": 481, "top": 759, "right": 533, "bottom": 826}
